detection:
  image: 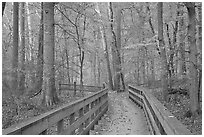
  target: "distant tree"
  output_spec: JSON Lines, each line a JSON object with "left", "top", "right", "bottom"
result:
{"left": 177, "top": 3, "right": 186, "bottom": 76}
{"left": 42, "top": 2, "right": 59, "bottom": 106}
{"left": 19, "top": 2, "right": 25, "bottom": 94}
{"left": 32, "top": 2, "right": 44, "bottom": 97}
{"left": 11, "top": 2, "right": 19, "bottom": 95}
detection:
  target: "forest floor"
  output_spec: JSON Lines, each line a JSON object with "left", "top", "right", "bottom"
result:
{"left": 152, "top": 88, "right": 202, "bottom": 135}
{"left": 90, "top": 91, "right": 150, "bottom": 135}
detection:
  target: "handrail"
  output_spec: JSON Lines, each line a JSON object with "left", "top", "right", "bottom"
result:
{"left": 2, "top": 88, "right": 108, "bottom": 135}
{"left": 128, "top": 85, "right": 191, "bottom": 135}
{"left": 59, "top": 83, "right": 103, "bottom": 92}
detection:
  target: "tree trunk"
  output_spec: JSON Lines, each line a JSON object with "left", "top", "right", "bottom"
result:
{"left": 178, "top": 3, "right": 186, "bottom": 76}
{"left": 197, "top": 3, "right": 202, "bottom": 113}
{"left": 19, "top": 2, "right": 25, "bottom": 94}
{"left": 65, "top": 49, "right": 71, "bottom": 84}
{"left": 103, "top": 29, "right": 114, "bottom": 90}
{"left": 95, "top": 3, "right": 113, "bottom": 90}
{"left": 79, "top": 50, "right": 84, "bottom": 94}
{"left": 11, "top": 2, "right": 19, "bottom": 95}
{"left": 25, "top": 2, "right": 32, "bottom": 61}
{"left": 42, "top": 2, "right": 58, "bottom": 106}
{"left": 61, "top": 13, "right": 71, "bottom": 84}
{"left": 185, "top": 2, "right": 199, "bottom": 117}
{"left": 165, "top": 23, "right": 173, "bottom": 79}
{"left": 150, "top": 55, "right": 155, "bottom": 85}
{"left": 33, "top": 2, "right": 44, "bottom": 97}
{"left": 97, "top": 55, "right": 101, "bottom": 86}
{"left": 146, "top": 6, "right": 156, "bottom": 85}
{"left": 109, "top": 2, "right": 117, "bottom": 90}
{"left": 157, "top": 2, "right": 168, "bottom": 101}
{"left": 115, "top": 5, "right": 124, "bottom": 92}
{"left": 2, "top": 2, "right": 6, "bottom": 16}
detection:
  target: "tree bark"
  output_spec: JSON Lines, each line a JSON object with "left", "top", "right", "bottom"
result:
{"left": 42, "top": 2, "right": 59, "bottom": 106}
{"left": 19, "top": 2, "right": 25, "bottom": 94}
{"left": 109, "top": 2, "right": 117, "bottom": 90}
{"left": 11, "top": 2, "right": 19, "bottom": 95}
{"left": 157, "top": 2, "right": 168, "bottom": 101}
{"left": 95, "top": 3, "right": 113, "bottom": 90}
{"left": 32, "top": 2, "right": 44, "bottom": 97}
{"left": 61, "top": 13, "right": 71, "bottom": 84}
{"left": 185, "top": 2, "right": 199, "bottom": 116}
{"left": 2, "top": 2, "right": 6, "bottom": 16}
{"left": 97, "top": 55, "right": 101, "bottom": 86}
{"left": 25, "top": 2, "right": 32, "bottom": 61}
{"left": 197, "top": 3, "right": 202, "bottom": 113}
{"left": 115, "top": 4, "right": 124, "bottom": 92}
{"left": 177, "top": 3, "right": 186, "bottom": 76}
{"left": 65, "top": 49, "right": 71, "bottom": 84}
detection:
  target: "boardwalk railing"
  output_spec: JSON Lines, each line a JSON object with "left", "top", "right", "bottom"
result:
{"left": 59, "top": 83, "right": 103, "bottom": 92}
{"left": 3, "top": 88, "right": 108, "bottom": 135}
{"left": 128, "top": 85, "right": 191, "bottom": 135}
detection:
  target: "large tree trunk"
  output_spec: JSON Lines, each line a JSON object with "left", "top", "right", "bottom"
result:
{"left": 11, "top": 2, "right": 19, "bottom": 95}
{"left": 95, "top": 3, "right": 113, "bottom": 90}
{"left": 197, "top": 3, "right": 202, "bottom": 113}
{"left": 185, "top": 2, "right": 199, "bottom": 117}
{"left": 157, "top": 2, "right": 168, "bottom": 101}
{"left": 19, "top": 2, "right": 25, "bottom": 94}
{"left": 109, "top": 2, "right": 117, "bottom": 90}
{"left": 42, "top": 2, "right": 59, "bottom": 106}
{"left": 103, "top": 28, "right": 114, "bottom": 90}
{"left": 115, "top": 4, "right": 125, "bottom": 92}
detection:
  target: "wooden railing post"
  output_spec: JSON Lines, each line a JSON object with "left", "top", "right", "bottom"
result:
{"left": 57, "top": 119, "right": 64, "bottom": 134}
{"left": 90, "top": 101, "right": 95, "bottom": 130}
{"left": 59, "top": 82, "right": 61, "bottom": 92}
{"left": 74, "top": 82, "right": 76, "bottom": 96}
{"left": 40, "top": 130, "right": 47, "bottom": 135}
{"left": 70, "top": 113, "right": 75, "bottom": 134}
{"left": 78, "top": 108, "right": 84, "bottom": 133}
{"left": 103, "top": 83, "right": 106, "bottom": 89}
{"left": 84, "top": 104, "right": 90, "bottom": 134}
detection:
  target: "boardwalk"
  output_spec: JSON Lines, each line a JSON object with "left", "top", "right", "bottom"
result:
{"left": 90, "top": 91, "right": 150, "bottom": 135}
{"left": 2, "top": 85, "right": 191, "bottom": 135}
